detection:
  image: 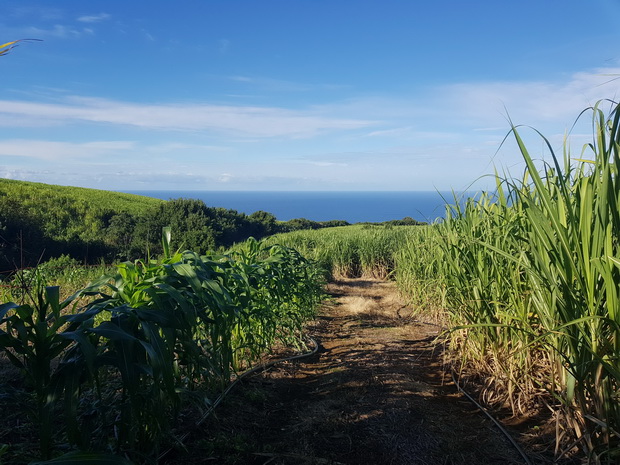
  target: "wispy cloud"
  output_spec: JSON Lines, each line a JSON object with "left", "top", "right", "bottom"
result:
{"left": 2, "top": 66, "right": 619, "bottom": 192}
{"left": 77, "top": 13, "right": 111, "bottom": 23}
{"left": 0, "top": 97, "right": 377, "bottom": 138}
{"left": 230, "top": 76, "right": 253, "bottom": 83}
{"left": 21, "top": 24, "right": 85, "bottom": 39}
{"left": 228, "top": 74, "right": 346, "bottom": 93}
{"left": 0, "top": 140, "right": 135, "bottom": 161}
{"left": 304, "top": 161, "right": 348, "bottom": 167}
{"left": 145, "top": 143, "right": 231, "bottom": 153}
{"left": 142, "top": 29, "right": 155, "bottom": 42}
{"left": 8, "top": 6, "right": 63, "bottom": 21}
{"left": 312, "top": 68, "right": 620, "bottom": 130}
{"left": 440, "top": 67, "right": 620, "bottom": 126}
{"left": 364, "top": 127, "right": 458, "bottom": 140}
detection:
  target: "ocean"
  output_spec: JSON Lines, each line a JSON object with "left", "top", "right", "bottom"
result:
{"left": 122, "top": 190, "right": 466, "bottom": 223}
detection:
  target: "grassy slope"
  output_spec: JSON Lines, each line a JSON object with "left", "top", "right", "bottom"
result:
{"left": 0, "top": 179, "right": 166, "bottom": 266}
{"left": 0, "top": 178, "right": 163, "bottom": 216}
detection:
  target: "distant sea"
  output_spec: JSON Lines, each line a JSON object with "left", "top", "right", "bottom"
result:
{"left": 122, "top": 190, "right": 470, "bottom": 223}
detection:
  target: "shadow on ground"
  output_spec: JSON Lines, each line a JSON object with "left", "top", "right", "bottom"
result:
{"left": 164, "top": 279, "right": 528, "bottom": 465}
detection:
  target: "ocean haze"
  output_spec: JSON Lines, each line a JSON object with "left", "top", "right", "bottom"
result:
{"left": 121, "top": 190, "right": 464, "bottom": 223}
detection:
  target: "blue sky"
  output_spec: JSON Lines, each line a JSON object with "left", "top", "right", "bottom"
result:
{"left": 1, "top": 1, "right": 620, "bottom": 191}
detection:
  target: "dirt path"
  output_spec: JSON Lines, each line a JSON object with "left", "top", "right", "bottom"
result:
{"left": 167, "top": 279, "right": 527, "bottom": 464}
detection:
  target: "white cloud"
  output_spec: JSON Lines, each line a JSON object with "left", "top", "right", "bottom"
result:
{"left": 304, "top": 161, "right": 348, "bottom": 167}
{"left": 311, "top": 68, "right": 620, "bottom": 133}
{"left": 365, "top": 127, "right": 415, "bottom": 137}
{"left": 440, "top": 67, "right": 620, "bottom": 126}
{"left": 0, "top": 97, "right": 377, "bottom": 138}
{"left": 0, "top": 140, "right": 135, "bottom": 161}
{"left": 2, "top": 66, "right": 619, "bottom": 192}
{"left": 77, "top": 13, "right": 111, "bottom": 23}
{"left": 230, "top": 76, "right": 253, "bottom": 83}
{"left": 364, "top": 127, "right": 459, "bottom": 141}
{"left": 228, "top": 75, "right": 313, "bottom": 92}
{"left": 145, "top": 143, "right": 231, "bottom": 153}
{"left": 8, "top": 6, "right": 63, "bottom": 21}
{"left": 142, "top": 29, "right": 155, "bottom": 41}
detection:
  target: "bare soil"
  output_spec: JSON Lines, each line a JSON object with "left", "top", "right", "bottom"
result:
{"left": 164, "top": 279, "right": 531, "bottom": 465}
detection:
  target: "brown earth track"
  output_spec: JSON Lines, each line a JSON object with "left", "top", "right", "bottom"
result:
{"left": 165, "top": 279, "right": 529, "bottom": 465}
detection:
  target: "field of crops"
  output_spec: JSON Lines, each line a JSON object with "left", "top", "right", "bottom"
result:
{"left": 434, "top": 101, "right": 619, "bottom": 463}
{"left": 0, "top": 236, "right": 324, "bottom": 464}
{"left": 1, "top": 100, "right": 619, "bottom": 464}
{"left": 264, "top": 224, "right": 422, "bottom": 280}
{"left": 399, "top": 101, "right": 619, "bottom": 463}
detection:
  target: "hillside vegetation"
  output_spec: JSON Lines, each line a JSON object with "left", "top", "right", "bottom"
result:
{"left": 0, "top": 179, "right": 161, "bottom": 267}
{"left": 0, "top": 180, "right": 285, "bottom": 269}
{"left": 264, "top": 224, "right": 422, "bottom": 280}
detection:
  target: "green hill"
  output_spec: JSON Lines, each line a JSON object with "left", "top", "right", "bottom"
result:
{"left": 0, "top": 179, "right": 164, "bottom": 268}
{"left": 0, "top": 178, "right": 163, "bottom": 216}
{"left": 0, "top": 179, "right": 282, "bottom": 269}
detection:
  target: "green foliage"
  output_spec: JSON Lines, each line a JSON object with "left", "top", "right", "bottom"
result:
{"left": 395, "top": 100, "right": 620, "bottom": 462}
{"left": 29, "top": 451, "right": 135, "bottom": 465}
{"left": 104, "top": 212, "right": 138, "bottom": 260}
{"left": 248, "top": 210, "right": 279, "bottom": 235}
{"left": 264, "top": 224, "right": 421, "bottom": 280}
{"left": 382, "top": 216, "right": 426, "bottom": 226}
{"left": 282, "top": 217, "right": 322, "bottom": 231}
{"left": 0, "top": 179, "right": 163, "bottom": 267}
{"left": 0, "top": 236, "right": 323, "bottom": 463}
{"left": 0, "top": 181, "right": 289, "bottom": 267}
{"left": 0, "top": 286, "right": 97, "bottom": 459}
{"left": 132, "top": 198, "right": 217, "bottom": 256}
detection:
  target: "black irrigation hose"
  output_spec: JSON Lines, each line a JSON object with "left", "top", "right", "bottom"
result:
{"left": 158, "top": 337, "right": 319, "bottom": 462}
{"left": 450, "top": 370, "right": 534, "bottom": 465}
{"left": 409, "top": 316, "right": 533, "bottom": 464}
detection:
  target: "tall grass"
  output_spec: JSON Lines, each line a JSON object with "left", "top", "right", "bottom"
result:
{"left": 264, "top": 224, "right": 423, "bottom": 280}
{"left": 395, "top": 100, "right": 620, "bottom": 463}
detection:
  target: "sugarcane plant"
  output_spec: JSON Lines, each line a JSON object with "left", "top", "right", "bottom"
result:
{"left": 393, "top": 100, "right": 620, "bottom": 463}
{"left": 0, "top": 39, "right": 40, "bottom": 57}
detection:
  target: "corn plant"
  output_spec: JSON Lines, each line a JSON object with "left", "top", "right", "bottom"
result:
{"left": 0, "top": 286, "right": 97, "bottom": 459}
{"left": 0, "top": 229, "right": 324, "bottom": 463}
{"left": 62, "top": 235, "right": 322, "bottom": 460}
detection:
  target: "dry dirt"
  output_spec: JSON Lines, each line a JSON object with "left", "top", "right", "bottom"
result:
{"left": 164, "top": 279, "right": 531, "bottom": 465}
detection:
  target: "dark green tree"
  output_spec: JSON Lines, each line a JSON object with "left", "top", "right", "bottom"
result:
{"left": 133, "top": 199, "right": 217, "bottom": 256}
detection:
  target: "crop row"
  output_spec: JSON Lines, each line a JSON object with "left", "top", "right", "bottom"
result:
{"left": 264, "top": 223, "right": 421, "bottom": 280}
{"left": 394, "top": 101, "right": 620, "bottom": 464}
{"left": 0, "top": 236, "right": 324, "bottom": 464}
